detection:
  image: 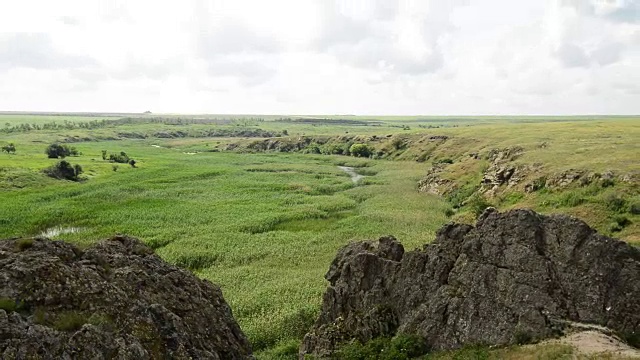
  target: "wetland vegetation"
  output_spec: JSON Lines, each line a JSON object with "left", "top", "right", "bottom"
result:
{"left": 0, "top": 113, "right": 638, "bottom": 358}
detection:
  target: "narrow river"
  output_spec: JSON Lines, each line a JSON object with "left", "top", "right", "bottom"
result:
{"left": 338, "top": 166, "right": 364, "bottom": 183}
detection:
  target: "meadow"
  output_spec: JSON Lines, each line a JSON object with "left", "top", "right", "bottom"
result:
{"left": 1, "top": 113, "right": 638, "bottom": 358}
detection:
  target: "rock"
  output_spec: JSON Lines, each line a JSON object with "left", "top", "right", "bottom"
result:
{"left": 300, "top": 209, "right": 640, "bottom": 357}
{"left": 486, "top": 146, "right": 524, "bottom": 163}
{"left": 417, "top": 165, "right": 452, "bottom": 195}
{"left": 0, "top": 235, "right": 253, "bottom": 359}
{"left": 480, "top": 147, "right": 531, "bottom": 195}
{"left": 545, "top": 169, "right": 587, "bottom": 189}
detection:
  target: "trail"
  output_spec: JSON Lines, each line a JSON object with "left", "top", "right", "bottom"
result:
{"left": 338, "top": 166, "right": 364, "bottom": 183}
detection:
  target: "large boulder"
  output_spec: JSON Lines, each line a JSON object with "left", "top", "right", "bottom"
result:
{"left": 301, "top": 209, "right": 640, "bottom": 357}
{"left": 0, "top": 235, "right": 252, "bottom": 359}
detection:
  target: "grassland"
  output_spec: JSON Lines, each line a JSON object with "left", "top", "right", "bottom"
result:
{"left": 0, "top": 113, "right": 638, "bottom": 358}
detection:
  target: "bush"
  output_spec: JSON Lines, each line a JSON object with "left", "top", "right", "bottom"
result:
{"left": 321, "top": 143, "right": 351, "bottom": 155}
{"left": 467, "top": 194, "right": 492, "bottom": 217}
{"left": 390, "top": 137, "right": 405, "bottom": 150}
{"left": 604, "top": 194, "right": 627, "bottom": 213}
{"left": 629, "top": 201, "right": 640, "bottom": 215}
{"left": 109, "top": 151, "right": 131, "bottom": 164}
{"left": 447, "top": 183, "right": 480, "bottom": 209}
{"left": 349, "top": 143, "right": 373, "bottom": 158}
{"left": 1, "top": 143, "right": 16, "bottom": 153}
{"left": 45, "top": 143, "right": 78, "bottom": 158}
{"left": 44, "top": 160, "right": 83, "bottom": 181}
{"left": 336, "top": 335, "right": 429, "bottom": 360}
{"left": 610, "top": 215, "right": 631, "bottom": 233}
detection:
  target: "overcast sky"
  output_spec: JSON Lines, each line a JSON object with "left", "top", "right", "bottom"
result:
{"left": 0, "top": 0, "right": 638, "bottom": 115}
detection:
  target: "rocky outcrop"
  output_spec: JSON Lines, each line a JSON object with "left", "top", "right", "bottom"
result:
{"left": 481, "top": 147, "right": 533, "bottom": 195}
{"left": 0, "top": 235, "right": 252, "bottom": 359}
{"left": 417, "top": 164, "right": 452, "bottom": 195}
{"left": 300, "top": 209, "right": 640, "bottom": 357}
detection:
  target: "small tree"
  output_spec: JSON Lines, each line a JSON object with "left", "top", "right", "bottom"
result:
{"left": 1, "top": 143, "right": 15, "bottom": 154}
{"left": 101, "top": 150, "right": 107, "bottom": 160}
{"left": 44, "top": 160, "right": 83, "bottom": 181}
{"left": 45, "top": 143, "right": 78, "bottom": 159}
{"left": 349, "top": 143, "right": 373, "bottom": 158}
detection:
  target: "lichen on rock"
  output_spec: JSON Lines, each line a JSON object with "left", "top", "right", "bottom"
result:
{"left": 0, "top": 235, "right": 253, "bottom": 359}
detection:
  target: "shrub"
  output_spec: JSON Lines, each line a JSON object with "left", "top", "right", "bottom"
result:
{"left": 109, "top": 151, "right": 131, "bottom": 164}
{"left": 322, "top": 143, "right": 351, "bottom": 155}
{"left": 467, "top": 194, "right": 492, "bottom": 217}
{"left": 610, "top": 216, "right": 631, "bottom": 233}
{"left": 629, "top": 201, "right": 640, "bottom": 215}
{"left": 129, "top": 159, "right": 137, "bottom": 168}
{"left": 45, "top": 143, "right": 78, "bottom": 158}
{"left": 349, "top": 143, "right": 373, "bottom": 158}
{"left": 390, "top": 137, "right": 405, "bottom": 150}
{"left": 447, "top": 183, "right": 480, "bottom": 209}
{"left": 1, "top": 143, "right": 16, "bottom": 153}
{"left": 604, "top": 194, "right": 627, "bottom": 213}
{"left": 336, "top": 335, "right": 429, "bottom": 360}
{"left": 101, "top": 150, "right": 107, "bottom": 160}
{"left": 44, "top": 160, "right": 83, "bottom": 181}
{"left": 613, "top": 215, "right": 631, "bottom": 227}
{"left": 601, "top": 178, "right": 615, "bottom": 188}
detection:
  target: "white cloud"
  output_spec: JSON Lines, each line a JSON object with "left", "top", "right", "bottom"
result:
{"left": 0, "top": 0, "right": 637, "bottom": 114}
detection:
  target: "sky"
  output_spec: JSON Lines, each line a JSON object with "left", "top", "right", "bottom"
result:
{"left": 0, "top": 0, "right": 638, "bottom": 115}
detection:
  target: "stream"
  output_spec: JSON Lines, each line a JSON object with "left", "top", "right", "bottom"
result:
{"left": 40, "top": 226, "right": 85, "bottom": 238}
{"left": 338, "top": 166, "right": 364, "bottom": 183}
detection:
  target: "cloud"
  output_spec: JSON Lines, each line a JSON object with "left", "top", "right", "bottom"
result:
{"left": 554, "top": 43, "right": 590, "bottom": 67}
{"left": 562, "top": 0, "right": 639, "bottom": 23}
{"left": 0, "top": 33, "right": 95, "bottom": 71}
{"left": 312, "top": 1, "right": 466, "bottom": 76}
{"left": 0, "top": 0, "right": 637, "bottom": 114}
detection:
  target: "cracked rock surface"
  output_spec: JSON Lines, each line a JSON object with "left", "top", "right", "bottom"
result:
{"left": 0, "top": 235, "right": 252, "bottom": 359}
{"left": 301, "top": 209, "right": 640, "bottom": 357}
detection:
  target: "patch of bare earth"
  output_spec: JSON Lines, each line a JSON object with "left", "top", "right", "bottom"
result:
{"left": 541, "top": 331, "right": 640, "bottom": 359}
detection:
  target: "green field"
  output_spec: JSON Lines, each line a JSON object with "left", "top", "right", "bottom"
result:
{"left": 1, "top": 113, "right": 639, "bottom": 357}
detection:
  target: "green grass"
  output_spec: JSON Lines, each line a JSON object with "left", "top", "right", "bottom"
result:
{"left": 0, "top": 135, "right": 450, "bottom": 353}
